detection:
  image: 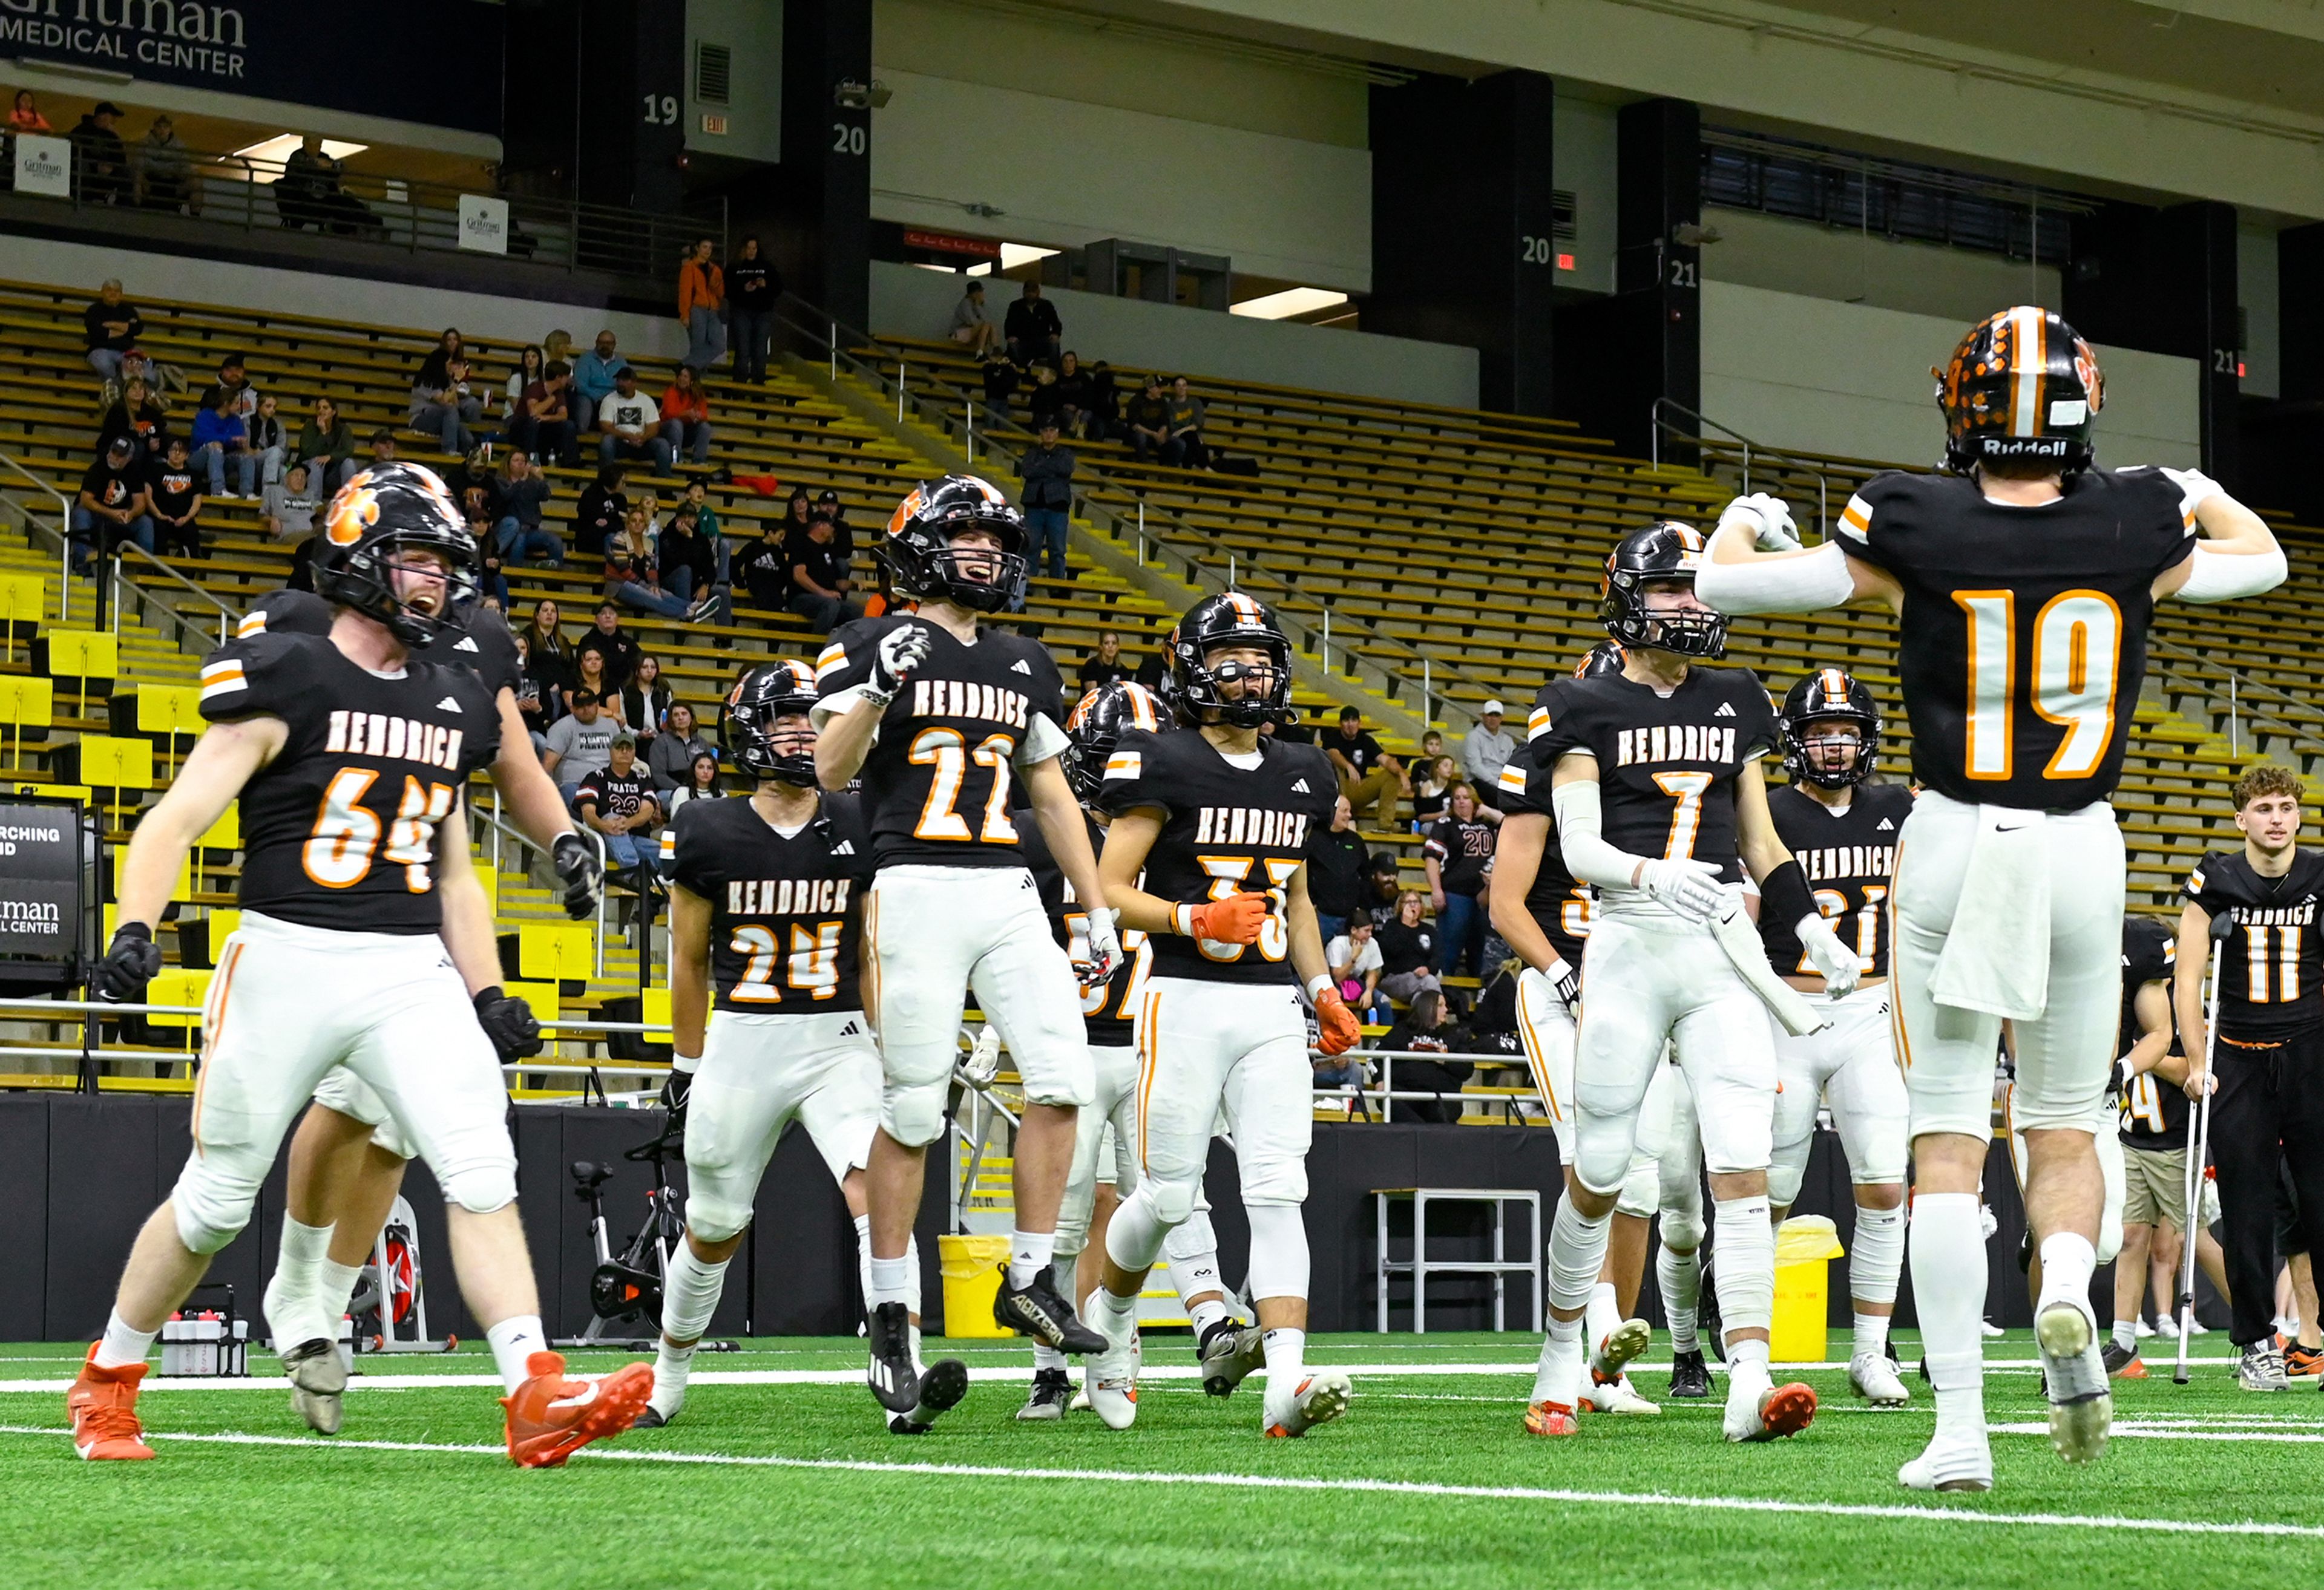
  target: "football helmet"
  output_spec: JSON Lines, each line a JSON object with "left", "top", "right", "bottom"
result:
{"left": 1780, "top": 667, "right": 1882, "bottom": 790}
{"left": 1164, "top": 592, "right": 1293, "bottom": 728}
{"left": 1601, "top": 522, "right": 1727, "bottom": 659}
{"left": 313, "top": 462, "right": 480, "bottom": 644}
{"left": 876, "top": 474, "right": 1028, "bottom": 613}
{"left": 1063, "top": 678, "right": 1165, "bottom": 801}
{"left": 1574, "top": 640, "right": 1628, "bottom": 679}
{"left": 1935, "top": 306, "right": 2103, "bottom": 475}
{"left": 721, "top": 659, "right": 819, "bottom": 786}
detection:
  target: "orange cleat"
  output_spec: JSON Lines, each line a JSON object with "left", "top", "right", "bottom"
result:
{"left": 2286, "top": 1344, "right": 2323, "bottom": 1379}
{"left": 1750, "top": 1382, "right": 1819, "bottom": 1441}
{"left": 1522, "top": 1400, "right": 1578, "bottom": 1437}
{"left": 502, "top": 1352, "right": 652, "bottom": 1468}
{"left": 68, "top": 1345, "right": 156, "bottom": 1461}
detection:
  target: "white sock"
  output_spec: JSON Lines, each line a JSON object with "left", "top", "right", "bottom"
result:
{"left": 1532, "top": 1313, "right": 1583, "bottom": 1404}
{"left": 1659, "top": 1245, "right": 1701, "bottom": 1353}
{"left": 867, "top": 1252, "right": 912, "bottom": 1309}
{"left": 1032, "top": 1342, "right": 1066, "bottom": 1372}
{"left": 660, "top": 1243, "right": 729, "bottom": 1347}
{"left": 486, "top": 1315, "right": 548, "bottom": 1393}
{"left": 1546, "top": 1197, "right": 1611, "bottom": 1315}
{"left": 853, "top": 1215, "right": 874, "bottom": 1315}
{"left": 1726, "top": 1333, "right": 1773, "bottom": 1399}
{"left": 2112, "top": 1317, "right": 2138, "bottom": 1352}
{"left": 1711, "top": 1196, "right": 1777, "bottom": 1341}
{"left": 1584, "top": 1280, "right": 1621, "bottom": 1358}
{"left": 1008, "top": 1228, "right": 1055, "bottom": 1291}
{"left": 94, "top": 1309, "right": 157, "bottom": 1370}
{"left": 1910, "top": 1193, "right": 1989, "bottom": 1439}
{"left": 1853, "top": 1311, "right": 1892, "bottom": 1361}
{"left": 1187, "top": 1296, "right": 1231, "bottom": 1340}
{"left": 1261, "top": 1325, "right": 1306, "bottom": 1410}
{"left": 275, "top": 1216, "right": 331, "bottom": 1297}
{"left": 1095, "top": 1282, "right": 1139, "bottom": 1330}
{"left": 318, "top": 1258, "right": 363, "bottom": 1330}
{"left": 2037, "top": 1232, "right": 2098, "bottom": 1324}
{"left": 1848, "top": 1200, "right": 1905, "bottom": 1326}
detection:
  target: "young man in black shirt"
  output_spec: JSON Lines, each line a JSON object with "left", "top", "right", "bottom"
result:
{"left": 726, "top": 235, "right": 782, "bottom": 384}
{"left": 72, "top": 435, "right": 153, "bottom": 574}
{"left": 786, "top": 510, "right": 858, "bottom": 633}
{"left": 1304, "top": 794, "right": 1368, "bottom": 944}
{"left": 2179, "top": 763, "right": 2324, "bottom": 1391}
{"left": 143, "top": 436, "right": 203, "bottom": 560}
{"left": 1324, "top": 706, "right": 1400, "bottom": 828}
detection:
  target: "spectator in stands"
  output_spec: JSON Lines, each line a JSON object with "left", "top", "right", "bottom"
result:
{"left": 511, "top": 632, "right": 551, "bottom": 747}
{"left": 69, "top": 100, "right": 127, "bottom": 204}
{"left": 1126, "top": 375, "right": 1170, "bottom": 462}
{"left": 1085, "top": 361, "right": 1122, "bottom": 439}
{"left": 1325, "top": 706, "right": 1402, "bottom": 827}
{"left": 145, "top": 436, "right": 203, "bottom": 560}
{"left": 506, "top": 345, "right": 545, "bottom": 407}
{"left": 248, "top": 392, "right": 289, "bottom": 486}
{"left": 577, "top": 601, "right": 641, "bottom": 692}
{"left": 1005, "top": 278, "right": 1062, "bottom": 365}
{"left": 1364, "top": 852, "right": 1403, "bottom": 915}
{"left": 1052, "top": 352, "right": 1094, "bottom": 438}
{"left": 1425, "top": 783, "right": 1496, "bottom": 977}
{"left": 134, "top": 114, "right": 195, "bottom": 213}
{"left": 1382, "top": 989, "right": 1472, "bottom": 1124}
{"left": 492, "top": 450, "right": 560, "bottom": 568}
{"left": 605, "top": 506, "right": 692, "bottom": 620}
{"left": 979, "top": 347, "right": 1021, "bottom": 422}
{"left": 198, "top": 352, "right": 257, "bottom": 421}
{"left": 816, "top": 486, "right": 855, "bottom": 551}
{"left": 543, "top": 329, "right": 576, "bottom": 368}
{"left": 70, "top": 436, "right": 153, "bottom": 574}
{"left": 83, "top": 279, "right": 142, "bottom": 382}
{"left": 727, "top": 235, "right": 781, "bottom": 384}
{"left": 783, "top": 487, "right": 815, "bottom": 541}
{"left": 622, "top": 653, "right": 674, "bottom": 744}
{"left": 511, "top": 359, "right": 578, "bottom": 466}
{"left": 277, "top": 134, "right": 377, "bottom": 235}
{"left": 739, "top": 524, "right": 790, "bottom": 610}
{"left": 574, "top": 463, "right": 627, "bottom": 558}
{"left": 444, "top": 445, "right": 497, "bottom": 522}
{"left": 657, "top": 503, "right": 716, "bottom": 605}
{"left": 597, "top": 367, "right": 669, "bottom": 469}
{"left": 7, "top": 90, "right": 51, "bottom": 154}
{"left": 786, "top": 506, "right": 859, "bottom": 633}
{"left": 649, "top": 701, "right": 715, "bottom": 791}
{"left": 680, "top": 477, "right": 730, "bottom": 587}
{"left": 1163, "top": 376, "right": 1209, "bottom": 468}
{"left": 950, "top": 280, "right": 996, "bottom": 352}
{"left": 1410, "top": 753, "right": 1456, "bottom": 831}
{"left": 663, "top": 751, "right": 723, "bottom": 819}
{"left": 573, "top": 330, "right": 626, "bottom": 416}
{"left": 1461, "top": 700, "right": 1514, "bottom": 804}
{"left": 1305, "top": 794, "right": 1370, "bottom": 944}
{"left": 296, "top": 396, "right": 355, "bottom": 494}
{"left": 366, "top": 430, "right": 398, "bottom": 471}
{"left": 189, "top": 386, "right": 255, "bottom": 499}
{"left": 659, "top": 365, "right": 714, "bottom": 466}
{"left": 470, "top": 505, "right": 508, "bottom": 607}
{"left": 1077, "top": 630, "right": 1129, "bottom": 694}
{"left": 678, "top": 236, "right": 727, "bottom": 371}
{"left": 524, "top": 598, "right": 575, "bottom": 705}
{"left": 579, "top": 733, "right": 663, "bottom": 886}
{"left": 99, "top": 347, "right": 174, "bottom": 417}
{"left": 96, "top": 374, "right": 168, "bottom": 464}
{"left": 1018, "top": 417, "right": 1074, "bottom": 582}
{"left": 261, "top": 460, "right": 320, "bottom": 543}
{"left": 541, "top": 689, "right": 616, "bottom": 794}
{"left": 1325, "top": 910, "right": 1389, "bottom": 1027}
{"left": 1375, "top": 889, "right": 1442, "bottom": 1007}
{"left": 1026, "top": 363, "right": 1067, "bottom": 433}
{"left": 410, "top": 350, "right": 483, "bottom": 456}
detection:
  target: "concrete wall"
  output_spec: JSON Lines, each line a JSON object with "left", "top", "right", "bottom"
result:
{"left": 1553, "top": 96, "right": 1619, "bottom": 298}
{"left": 870, "top": 260, "right": 1478, "bottom": 408}
{"left": 2240, "top": 223, "right": 2281, "bottom": 400}
{"left": 1701, "top": 207, "right": 2065, "bottom": 327}
{"left": 1701, "top": 280, "right": 2201, "bottom": 469}
{"left": 686, "top": 0, "right": 785, "bottom": 166}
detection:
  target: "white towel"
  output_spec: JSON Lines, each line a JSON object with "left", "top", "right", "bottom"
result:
{"left": 1709, "top": 895, "right": 1830, "bottom": 1037}
{"left": 1930, "top": 805, "right": 2051, "bottom": 1020}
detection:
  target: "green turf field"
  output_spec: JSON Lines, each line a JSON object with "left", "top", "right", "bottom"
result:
{"left": 4, "top": 1331, "right": 2320, "bottom": 1589}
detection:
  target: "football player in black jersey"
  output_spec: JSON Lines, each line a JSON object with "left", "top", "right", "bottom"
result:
{"left": 76, "top": 463, "right": 649, "bottom": 1467}
{"left": 1524, "top": 523, "right": 1859, "bottom": 1446}
{"left": 813, "top": 475, "right": 1120, "bottom": 1418}
{"left": 1760, "top": 668, "right": 1914, "bottom": 1407}
{"left": 1083, "top": 594, "right": 1359, "bottom": 1438}
{"left": 2103, "top": 915, "right": 2184, "bottom": 1378}
{"left": 2178, "top": 763, "right": 2324, "bottom": 1390}
{"left": 1700, "top": 307, "right": 2288, "bottom": 1488}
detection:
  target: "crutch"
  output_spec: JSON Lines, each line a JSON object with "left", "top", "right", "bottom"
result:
{"left": 2173, "top": 909, "right": 2231, "bottom": 1386}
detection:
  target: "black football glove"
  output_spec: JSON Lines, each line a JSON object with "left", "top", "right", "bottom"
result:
{"left": 661, "top": 1066, "right": 692, "bottom": 1129}
{"left": 553, "top": 831, "right": 603, "bottom": 920}
{"left": 472, "top": 985, "right": 544, "bottom": 1061}
{"left": 93, "top": 921, "right": 163, "bottom": 1004}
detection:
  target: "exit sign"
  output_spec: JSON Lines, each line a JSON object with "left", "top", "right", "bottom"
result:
{"left": 700, "top": 113, "right": 729, "bottom": 136}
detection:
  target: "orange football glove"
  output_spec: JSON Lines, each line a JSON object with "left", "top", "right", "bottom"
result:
{"left": 1314, "top": 987, "right": 1362, "bottom": 1056}
{"left": 1187, "top": 892, "right": 1270, "bottom": 945}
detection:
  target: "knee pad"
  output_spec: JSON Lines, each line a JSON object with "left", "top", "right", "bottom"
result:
{"left": 1572, "top": 1105, "right": 1636, "bottom": 1199}
{"left": 1237, "top": 1154, "right": 1307, "bottom": 1209}
{"left": 1615, "top": 1152, "right": 1662, "bottom": 1220}
{"left": 684, "top": 1186, "right": 752, "bottom": 1246}
{"left": 1658, "top": 1203, "right": 1705, "bottom": 1254}
{"left": 1164, "top": 1208, "right": 1219, "bottom": 1265}
{"left": 440, "top": 1157, "right": 518, "bottom": 1216}
{"left": 1766, "top": 1139, "right": 1808, "bottom": 1212}
{"left": 881, "top": 1078, "right": 949, "bottom": 1151}
{"left": 171, "top": 1154, "right": 260, "bottom": 1255}
{"left": 1144, "top": 1176, "right": 1200, "bottom": 1228}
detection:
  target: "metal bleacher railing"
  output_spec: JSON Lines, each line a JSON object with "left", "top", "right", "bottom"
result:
{"left": 1650, "top": 397, "right": 1837, "bottom": 537}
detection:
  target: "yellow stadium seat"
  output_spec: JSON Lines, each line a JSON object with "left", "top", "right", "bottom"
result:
{"left": 505, "top": 979, "right": 562, "bottom": 1035}
{"left": 0, "top": 674, "right": 54, "bottom": 763}
{"left": 39, "top": 630, "right": 118, "bottom": 712}
{"left": 70, "top": 734, "right": 153, "bottom": 792}
{"left": 517, "top": 920, "right": 592, "bottom": 982}
{"left": 145, "top": 968, "right": 212, "bottom": 1029}
{"left": 640, "top": 985, "right": 672, "bottom": 1030}
{"left": 131, "top": 682, "right": 203, "bottom": 736}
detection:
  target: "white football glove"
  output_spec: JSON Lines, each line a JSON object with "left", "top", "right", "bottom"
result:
{"left": 1634, "top": 857, "right": 1727, "bottom": 923}
{"left": 1077, "top": 906, "right": 1122, "bottom": 989}
{"left": 1718, "top": 492, "right": 1802, "bottom": 553}
{"left": 866, "top": 623, "right": 931, "bottom": 704}
{"left": 1795, "top": 912, "right": 1863, "bottom": 996}
{"left": 1520, "top": 961, "right": 1580, "bottom": 1018}
{"left": 959, "top": 1024, "right": 1002, "bottom": 1087}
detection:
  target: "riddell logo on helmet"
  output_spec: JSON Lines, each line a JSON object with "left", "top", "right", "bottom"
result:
{"left": 1984, "top": 436, "right": 2069, "bottom": 457}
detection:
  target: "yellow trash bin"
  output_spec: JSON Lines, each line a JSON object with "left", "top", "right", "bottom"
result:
{"left": 1771, "top": 1215, "right": 1846, "bottom": 1364}
{"left": 937, "top": 1234, "right": 1015, "bottom": 1338}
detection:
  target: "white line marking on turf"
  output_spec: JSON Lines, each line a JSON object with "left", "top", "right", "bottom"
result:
{"left": 0, "top": 1424, "right": 2316, "bottom": 1540}
{"left": 1992, "top": 1420, "right": 2324, "bottom": 1444}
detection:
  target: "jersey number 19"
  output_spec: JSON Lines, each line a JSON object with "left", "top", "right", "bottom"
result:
{"left": 1954, "top": 590, "right": 2122, "bottom": 781}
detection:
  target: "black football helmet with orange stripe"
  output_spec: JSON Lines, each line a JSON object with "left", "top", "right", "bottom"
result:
{"left": 1601, "top": 522, "right": 1727, "bottom": 659}
{"left": 1779, "top": 667, "right": 1882, "bottom": 790}
{"left": 877, "top": 474, "right": 1028, "bottom": 613}
{"left": 721, "top": 659, "right": 821, "bottom": 785}
{"left": 1165, "top": 592, "right": 1293, "bottom": 728}
{"left": 1063, "top": 679, "right": 1165, "bottom": 800}
{"left": 312, "top": 462, "right": 479, "bottom": 644}
{"left": 1935, "top": 306, "right": 2103, "bottom": 476}
{"left": 1575, "top": 641, "right": 1627, "bottom": 679}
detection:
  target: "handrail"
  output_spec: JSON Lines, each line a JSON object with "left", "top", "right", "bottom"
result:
{"left": 2145, "top": 636, "right": 2324, "bottom": 760}
{"left": 473, "top": 802, "right": 609, "bottom": 977}
{"left": 111, "top": 542, "right": 235, "bottom": 652}
{"left": 0, "top": 445, "right": 72, "bottom": 618}
{"left": 1650, "top": 398, "right": 1834, "bottom": 537}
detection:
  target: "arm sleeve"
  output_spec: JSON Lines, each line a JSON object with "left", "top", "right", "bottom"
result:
{"left": 1694, "top": 538, "right": 1858, "bottom": 615}
{"left": 1422, "top": 822, "right": 1451, "bottom": 863}
{"left": 1094, "top": 728, "right": 1173, "bottom": 818}
{"left": 2174, "top": 541, "right": 2287, "bottom": 603}
{"left": 1550, "top": 779, "right": 1656, "bottom": 892}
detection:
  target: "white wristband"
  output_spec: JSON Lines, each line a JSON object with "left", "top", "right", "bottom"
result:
{"left": 672, "top": 1051, "right": 701, "bottom": 1074}
{"left": 1307, "top": 973, "right": 1334, "bottom": 999}
{"left": 1173, "top": 903, "right": 1197, "bottom": 937}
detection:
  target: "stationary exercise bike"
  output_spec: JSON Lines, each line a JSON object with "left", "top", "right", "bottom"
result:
{"left": 556, "top": 1116, "right": 737, "bottom": 1353}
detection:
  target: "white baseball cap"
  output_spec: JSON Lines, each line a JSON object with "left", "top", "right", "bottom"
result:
{"left": 1481, "top": 699, "right": 1506, "bottom": 716}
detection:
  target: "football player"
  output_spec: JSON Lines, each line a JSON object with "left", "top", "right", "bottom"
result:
{"left": 1082, "top": 594, "right": 1362, "bottom": 1436}
{"left": 1761, "top": 669, "right": 1913, "bottom": 1407}
{"left": 2104, "top": 914, "right": 2181, "bottom": 1379}
{"left": 73, "top": 463, "right": 648, "bottom": 1467}
{"left": 1524, "top": 522, "right": 1860, "bottom": 1444}
{"left": 227, "top": 584, "right": 603, "bottom": 1436}
{"left": 1699, "top": 306, "right": 2287, "bottom": 1489}
{"left": 813, "top": 476, "right": 1120, "bottom": 1422}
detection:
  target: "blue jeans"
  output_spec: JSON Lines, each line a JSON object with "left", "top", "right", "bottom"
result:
{"left": 614, "top": 579, "right": 689, "bottom": 618}
{"left": 192, "top": 441, "right": 255, "bottom": 496}
{"left": 494, "top": 519, "right": 564, "bottom": 565}
{"left": 1023, "top": 507, "right": 1069, "bottom": 579}
{"left": 686, "top": 304, "right": 727, "bottom": 370}
{"left": 660, "top": 418, "right": 711, "bottom": 464}
{"left": 1436, "top": 891, "right": 1487, "bottom": 977}
{"left": 601, "top": 831, "right": 648, "bottom": 872}
{"left": 600, "top": 431, "right": 674, "bottom": 471}
{"left": 1315, "top": 912, "right": 1349, "bottom": 947}
{"left": 88, "top": 348, "right": 125, "bottom": 382}
{"left": 730, "top": 307, "right": 772, "bottom": 381}
{"left": 69, "top": 508, "right": 154, "bottom": 572}
{"left": 412, "top": 398, "right": 480, "bottom": 455}
{"left": 513, "top": 417, "right": 577, "bottom": 467}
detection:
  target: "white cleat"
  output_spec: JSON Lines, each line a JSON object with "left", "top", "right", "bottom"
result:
{"left": 1085, "top": 1303, "right": 1140, "bottom": 1431}
{"left": 1264, "top": 1368, "right": 1352, "bottom": 1438}
{"left": 1722, "top": 1372, "right": 1817, "bottom": 1442}
{"left": 1899, "top": 1435, "right": 1994, "bottom": 1493}
{"left": 1581, "top": 1372, "right": 1661, "bottom": 1415}
{"left": 280, "top": 1338, "right": 346, "bottom": 1436}
{"left": 1581, "top": 1318, "right": 1657, "bottom": 1414}
{"left": 1849, "top": 1352, "right": 1912, "bottom": 1407}
{"left": 2035, "top": 1300, "right": 2111, "bottom": 1464}
{"left": 1068, "top": 1387, "right": 1091, "bottom": 1413}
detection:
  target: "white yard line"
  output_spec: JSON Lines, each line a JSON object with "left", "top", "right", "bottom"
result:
{"left": 0, "top": 1422, "right": 2317, "bottom": 1540}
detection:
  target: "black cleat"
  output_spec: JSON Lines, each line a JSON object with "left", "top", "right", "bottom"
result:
{"left": 1017, "top": 1367, "right": 1072, "bottom": 1421}
{"left": 1698, "top": 1254, "right": 1725, "bottom": 1364}
{"left": 1199, "top": 1319, "right": 1265, "bottom": 1398}
{"left": 866, "top": 1300, "right": 924, "bottom": 1413}
{"left": 632, "top": 1405, "right": 670, "bottom": 1429}
{"left": 994, "top": 1264, "right": 1106, "bottom": 1354}
{"left": 888, "top": 1357, "right": 970, "bottom": 1435}
{"left": 1667, "top": 1348, "right": 1713, "bottom": 1399}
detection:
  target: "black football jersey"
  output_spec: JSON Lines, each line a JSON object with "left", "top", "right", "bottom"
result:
{"left": 238, "top": 591, "right": 524, "bottom": 705}
{"left": 2116, "top": 914, "right": 2187, "bottom": 1148}
{"left": 1021, "top": 810, "right": 1154, "bottom": 1047}
{"left": 1491, "top": 752, "right": 1591, "bottom": 967}
{"left": 236, "top": 587, "right": 334, "bottom": 641}
{"left": 196, "top": 631, "right": 500, "bottom": 933}
{"left": 1097, "top": 727, "right": 1337, "bottom": 985}
{"left": 2183, "top": 849, "right": 2324, "bottom": 1041}
{"left": 1760, "top": 782, "right": 1912, "bottom": 977}
{"left": 1526, "top": 666, "right": 1780, "bottom": 885}
{"left": 669, "top": 792, "right": 872, "bottom": 1013}
{"left": 815, "top": 615, "right": 1068, "bottom": 870}
{"left": 1837, "top": 468, "right": 2196, "bottom": 810}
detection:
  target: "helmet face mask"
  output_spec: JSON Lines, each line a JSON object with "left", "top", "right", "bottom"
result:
{"left": 313, "top": 464, "right": 481, "bottom": 645}
{"left": 1780, "top": 669, "right": 1881, "bottom": 790}
{"left": 721, "top": 660, "right": 821, "bottom": 786}
{"left": 1165, "top": 594, "right": 1293, "bottom": 728}
{"left": 1063, "top": 678, "right": 1164, "bottom": 801}
{"left": 879, "top": 475, "right": 1029, "bottom": 613}
{"left": 1602, "top": 523, "right": 1728, "bottom": 660}
{"left": 1935, "top": 306, "right": 2103, "bottom": 476}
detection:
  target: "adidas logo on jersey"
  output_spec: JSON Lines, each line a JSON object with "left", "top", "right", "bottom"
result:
{"left": 326, "top": 709, "right": 465, "bottom": 771}
{"left": 1292, "top": 779, "right": 1310, "bottom": 793}
{"left": 831, "top": 840, "right": 856, "bottom": 856}
{"left": 455, "top": 636, "right": 479, "bottom": 652}
{"left": 436, "top": 696, "right": 462, "bottom": 713}
{"left": 1877, "top": 817, "right": 1895, "bottom": 831}
{"left": 727, "top": 877, "right": 854, "bottom": 916}
{"left": 911, "top": 678, "right": 1031, "bottom": 728}
{"left": 1715, "top": 702, "right": 1736, "bottom": 717}
{"left": 841, "top": 1020, "right": 862, "bottom": 1037}
{"left": 1010, "top": 658, "right": 1032, "bottom": 675}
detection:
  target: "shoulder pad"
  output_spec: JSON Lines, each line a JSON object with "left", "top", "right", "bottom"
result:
{"left": 198, "top": 629, "right": 327, "bottom": 721}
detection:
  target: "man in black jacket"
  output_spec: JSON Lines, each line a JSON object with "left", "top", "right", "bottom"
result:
{"left": 1004, "top": 280, "right": 1063, "bottom": 365}
{"left": 1304, "top": 795, "right": 1369, "bottom": 944}
{"left": 84, "top": 279, "right": 142, "bottom": 382}
{"left": 1018, "top": 418, "right": 1074, "bottom": 581}
{"left": 726, "top": 235, "right": 783, "bottom": 384}
{"left": 70, "top": 102, "right": 127, "bottom": 204}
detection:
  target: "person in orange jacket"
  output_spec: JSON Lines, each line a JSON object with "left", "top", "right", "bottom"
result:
{"left": 658, "top": 364, "right": 714, "bottom": 466}
{"left": 678, "top": 237, "right": 727, "bottom": 372}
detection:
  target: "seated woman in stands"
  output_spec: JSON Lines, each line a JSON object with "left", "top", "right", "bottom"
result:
{"left": 621, "top": 653, "right": 674, "bottom": 748}
{"left": 604, "top": 504, "right": 715, "bottom": 623}
{"left": 296, "top": 394, "right": 355, "bottom": 495}
{"left": 658, "top": 365, "right": 714, "bottom": 466}
{"left": 1379, "top": 989, "right": 1474, "bottom": 1125}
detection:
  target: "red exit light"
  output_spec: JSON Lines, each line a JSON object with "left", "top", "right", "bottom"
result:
{"left": 1556, "top": 252, "right": 1575, "bottom": 271}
